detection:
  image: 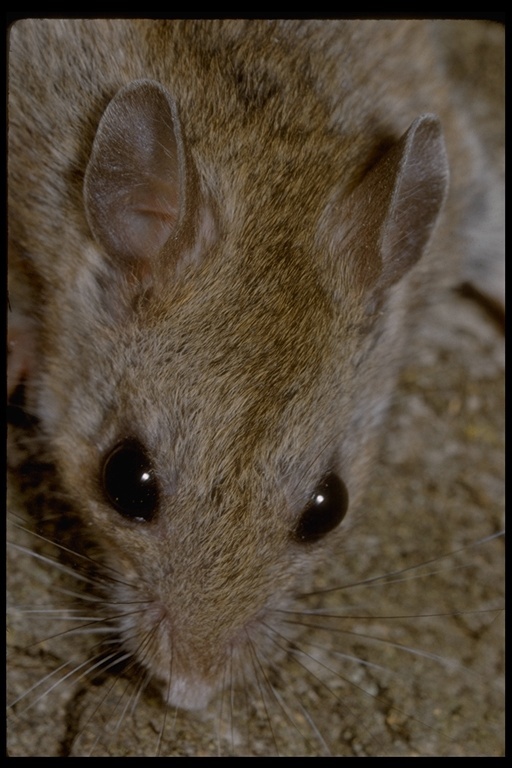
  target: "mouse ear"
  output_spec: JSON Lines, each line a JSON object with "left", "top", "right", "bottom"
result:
{"left": 84, "top": 80, "right": 185, "bottom": 267}
{"left": 342, "top": 114, "right": 449, "bottom": 299}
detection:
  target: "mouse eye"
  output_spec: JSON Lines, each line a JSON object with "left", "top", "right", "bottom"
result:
{"left": 101, "top": 438, "right": 159, "bottom": 522}
{"left": 294, "top": 472, "right": 349, "bottom": 543}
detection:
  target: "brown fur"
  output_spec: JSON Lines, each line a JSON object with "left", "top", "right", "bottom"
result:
{"left": 8, "top": 19, "right": 503, "bottom": 716}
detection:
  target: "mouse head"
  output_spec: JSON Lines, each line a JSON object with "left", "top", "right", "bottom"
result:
{"left": 34, "top": 80, "right": 447, "bottom": 707}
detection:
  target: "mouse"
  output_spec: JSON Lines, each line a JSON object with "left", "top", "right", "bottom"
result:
{"left": 7, "top": 19, "right": 504, "bottom": 756}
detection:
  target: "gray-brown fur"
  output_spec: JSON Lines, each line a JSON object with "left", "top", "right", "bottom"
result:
{"left": 8, "top": 19, "right": 503, "bottom": 755}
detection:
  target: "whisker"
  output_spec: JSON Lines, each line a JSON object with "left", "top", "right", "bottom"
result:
{"left": 262, "top": 622, "right": 457, "bottom": 756}
{"left": 9, "top": 646, "right": 128, "bottom": 715}
{"left": 245, "top": 633, "right": 281, "bottom": 756}
{"left": 9, "top": 522, "right": 152, "bottom": 591}
{"left": 278, "top": 606, "right": 504, "bottom": 622}
{"left": 156, "top": 655, "right": 175, "bottom": 757}
{"left": 253, "top": 622, "right": 388, "bottom": 755}
{"left": 299, "top": 531, "right": 504, "bottom": 599}
{"left": 73, "top": 653, "right": 149, "bottom": 756}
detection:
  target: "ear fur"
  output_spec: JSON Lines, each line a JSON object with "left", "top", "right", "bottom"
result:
{"left": 84, "top": 80, "right": 186, "bottom": 267}
{"left": 343, "top": 114, "right": 449, "bottom": 299}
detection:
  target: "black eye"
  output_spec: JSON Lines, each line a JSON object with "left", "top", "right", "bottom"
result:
{"left": 294, "top": 472, "right": 348, "bottom": 543}
{"left": 101, "top": 438, "right": 159, "bottom": 521}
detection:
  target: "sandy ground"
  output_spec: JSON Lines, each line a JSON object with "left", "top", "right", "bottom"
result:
{"left": 7, "top": 279, "right": 504, "bottom": 757}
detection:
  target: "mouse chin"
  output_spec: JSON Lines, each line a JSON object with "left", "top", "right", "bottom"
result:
{"left": 163, "top": 675, "right": 217, "bottom": 711}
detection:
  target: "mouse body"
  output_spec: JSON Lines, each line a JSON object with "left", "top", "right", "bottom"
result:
{"left": 8, "top": 19, "right": 503, "bottom": 725}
